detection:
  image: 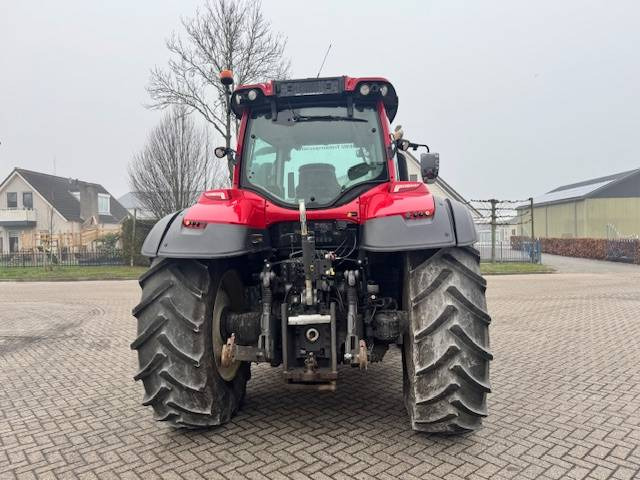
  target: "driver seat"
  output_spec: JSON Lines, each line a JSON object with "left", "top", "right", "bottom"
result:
{"left": 296, "top": 163, "right": 341, "bottom": 203}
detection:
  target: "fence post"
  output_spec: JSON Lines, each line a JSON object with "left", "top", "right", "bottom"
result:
{"left": 529, "top": 197, "right": 535, "bottom": 241}
{"left": 529, "top": 197, "right": 536, "bottom": 263}
{"left": 490, "top": 199, "right": 497, "bottom": 263}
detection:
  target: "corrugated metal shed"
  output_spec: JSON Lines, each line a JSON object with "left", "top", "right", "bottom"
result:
{"left": 517, "top": 168, "right": 640, "bottom": 239}
{"left": 527, "top": 168, "right": 640, "bottom": 208}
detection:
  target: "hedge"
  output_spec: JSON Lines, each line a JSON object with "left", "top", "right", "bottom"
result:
{"left": 511, "top": 236, "right": 640, "bottom": 264}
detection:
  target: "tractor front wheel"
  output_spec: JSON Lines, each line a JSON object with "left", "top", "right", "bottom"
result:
{"left": 402, "top": 247, "right": 492, "bottom": 434}
{"left": 131, "top": 258, "right": 250, "bottom": 428}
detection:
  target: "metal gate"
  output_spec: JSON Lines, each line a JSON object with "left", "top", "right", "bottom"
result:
{"left": 605, "top": 224, "right": 639, "bottom": 263}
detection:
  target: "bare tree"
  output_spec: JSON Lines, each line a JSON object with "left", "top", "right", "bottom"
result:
{"left": 147, "top": 0, "right": 290, "bottom": 177}
{"left": 128, "top": 107, "right": 226, "bottom": 219}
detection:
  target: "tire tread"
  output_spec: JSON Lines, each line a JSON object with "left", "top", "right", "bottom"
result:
{"left": 403, "top": 247, "right": 492, "bottom": 434}
{"left": 132, "top": 258, "right": 249, "bottom": 428}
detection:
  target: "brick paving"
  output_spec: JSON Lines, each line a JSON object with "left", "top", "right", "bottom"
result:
{"left": 0, "top": 273, "right": 639, "bottom": 479}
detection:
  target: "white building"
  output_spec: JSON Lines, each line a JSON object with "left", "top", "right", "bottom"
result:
{"left": 0, "top": 168, "right": 128, "bottom": 253}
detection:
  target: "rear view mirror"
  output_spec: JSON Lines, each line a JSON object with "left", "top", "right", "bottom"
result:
{"left": 420, "top": 153, "right": 439, "bottom": 183}
{"left": 214, "top": 146, "right": 236, "bottom": 164}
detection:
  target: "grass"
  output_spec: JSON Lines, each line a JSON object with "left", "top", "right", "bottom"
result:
{"left": 480, "top": 262, "right": 555, "bottom": 275}
{"left": 0, "top": 265, "right": 147, "bottom": 281}
{"left": 1, "top": 263, "right": 552, "bottom": 281}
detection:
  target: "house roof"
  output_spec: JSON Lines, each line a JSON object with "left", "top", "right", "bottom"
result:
{"left": 5, "top": 168, "right": 129, "bottom": 223}
{"left": 527, "top": 168, "right": 640, "bottom": 208}
{"left": 118, "top": 192, "right": 145, "bottom": 210}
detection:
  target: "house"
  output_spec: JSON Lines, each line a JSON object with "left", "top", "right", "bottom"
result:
{"left": 475, "top": 215, "right": 521, "bottom": 244}
{"left": 0, "top": 168, "right": 128, "bottom": 253}
{"left": 517, "top": 168, "right": 640, "bottom": 239}
{"left": 118, "top": 192, "right": 156, "bottom": 220}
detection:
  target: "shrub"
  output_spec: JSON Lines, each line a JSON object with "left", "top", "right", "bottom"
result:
{"left": 121, "top": 217, "right": 156, "bottom": 266}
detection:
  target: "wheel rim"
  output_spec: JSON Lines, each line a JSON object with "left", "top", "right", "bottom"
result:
{"left": 212, "top": 270, "right": 243, "bottom": 381}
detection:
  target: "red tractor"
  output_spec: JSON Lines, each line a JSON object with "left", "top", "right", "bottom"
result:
{"left": 132, "top": 75, "right": 491, "bottom": 433}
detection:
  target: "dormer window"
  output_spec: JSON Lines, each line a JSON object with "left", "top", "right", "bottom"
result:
{"left": 71, "top": 191, "right": 80, "bottom": 201}
{"left": 98, "top": 193, "right": 110, "bottom": 215}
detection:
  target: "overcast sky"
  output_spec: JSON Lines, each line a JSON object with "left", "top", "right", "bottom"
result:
{"left": 1, "top": 0, "right": 639, "bottom": 200}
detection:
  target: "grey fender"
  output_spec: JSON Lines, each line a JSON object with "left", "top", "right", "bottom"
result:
{"left": 141, "top": 211, "right": 181, "bottom": 257}
{"left": 141, "top": 210, "right": 270, "bottom": 259}
{"left": 447, "top": 197, "right": 477, "bottom": 246}
{"left": 360, "top": 196, "right": 477, "bottom": 252}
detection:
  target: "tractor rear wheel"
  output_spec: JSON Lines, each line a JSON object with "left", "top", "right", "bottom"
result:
{"left": 131, "top": 258, "right": 250, "bottom": 428}
{"left": 402, "top": 247, "right": 492, "bottom": 434}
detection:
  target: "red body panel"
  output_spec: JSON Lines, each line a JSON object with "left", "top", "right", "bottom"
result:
{"left": 185, "top": 182, "right": 435, "bottom": 229}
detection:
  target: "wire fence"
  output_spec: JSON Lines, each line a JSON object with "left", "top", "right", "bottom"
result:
{"left": 469, "top": 198, "right": 540, "bottom": 263}
{"left": 475, "top": 240, "right": 541, "bottom": 263}
{"left": 605, "top": 239, "right": 640, "bottom": 263}
{"left": 468, "top": 202, "right": 640, "bottom": 265}
{"left": 0, "top": 251, "right": 125, "bottom": 268}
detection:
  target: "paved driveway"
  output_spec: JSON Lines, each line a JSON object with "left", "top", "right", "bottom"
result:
{"left": 542, "top": 254, "right": 640, "bottom": 274}
{"left": 1, "top": 274, "right": 639, "bottom": 479}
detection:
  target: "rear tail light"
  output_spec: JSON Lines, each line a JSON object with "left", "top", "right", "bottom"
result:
{"left": 182, "top": 219, "right": 206, "bottom": 229}
{"left": 404, "top": 210, "right": 433, "bottom": 219}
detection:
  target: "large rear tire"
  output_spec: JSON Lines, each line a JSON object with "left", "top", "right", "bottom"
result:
{"left": 131, "top": 258, "right": 250, "bottom": 428}
{"left": 402, "top": 247, "right": 492, "bottom": 434}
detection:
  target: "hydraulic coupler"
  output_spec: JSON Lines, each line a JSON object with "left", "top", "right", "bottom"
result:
{"left": 343, "top": 269, "right": 365, "bottom": 366}
{"left": 258, "top": 268, "right": 275, "bottom": 362}
{"left": 299, "top": 199, "right": 315, "bottom": 306}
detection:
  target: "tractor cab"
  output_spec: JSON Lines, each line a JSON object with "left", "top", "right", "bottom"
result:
{"left": 215, "top": 76, "right": 438, "bottom": 208}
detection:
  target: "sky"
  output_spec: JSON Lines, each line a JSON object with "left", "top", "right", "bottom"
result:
{"left": 1, "top": 0, "right": 639, "bottom": 200}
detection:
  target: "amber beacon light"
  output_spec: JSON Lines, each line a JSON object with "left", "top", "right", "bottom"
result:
{"left": 219, "top": 69, "right": 234, "bottom": 85}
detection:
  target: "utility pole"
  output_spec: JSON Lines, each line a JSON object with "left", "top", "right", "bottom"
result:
{"left": 130, "top": 208, "right": 137, "bottom": 267}
{"left": 529, "top": 197, "right": 535, "bottom": 241}
{"left": 490, "top": 199, "right": 497, "bottom": 263}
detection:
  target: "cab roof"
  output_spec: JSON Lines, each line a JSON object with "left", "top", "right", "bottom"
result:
{"left": 231, "top": 76, "right": 399, "bottom": 122}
